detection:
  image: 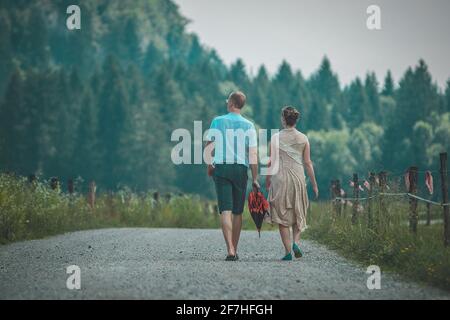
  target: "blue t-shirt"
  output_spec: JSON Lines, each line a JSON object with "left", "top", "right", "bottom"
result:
{"left": 206, "top": 113, "right": 257, "bottom": 167}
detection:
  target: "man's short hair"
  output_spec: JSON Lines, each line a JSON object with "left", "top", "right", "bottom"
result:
{"left": 229, "top": 92, "right": 246, "bottom": 109}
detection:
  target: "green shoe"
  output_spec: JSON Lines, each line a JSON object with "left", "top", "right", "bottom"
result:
{"left": 225, "top": 255, "right": 238, "bottom": 261}
{"left": 282, "top": 252, "right": 293, "bottom": 261}
{"left": 293, "top": 243, "right": 303, "bottom": 258}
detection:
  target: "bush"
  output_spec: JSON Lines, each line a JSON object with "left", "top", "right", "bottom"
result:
{"left": 0, "top": 174, "right": 273, "bottom": 245}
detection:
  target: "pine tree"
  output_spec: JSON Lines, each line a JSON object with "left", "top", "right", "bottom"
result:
{"left": 22, "top": 70, "right": 59, "bottom": 174}
{"left": 166, "top": 24, "right": 187, "bottom": 61}
{"left": 307, "top": 57, "right": 341, "bottom": 130}
{"left": 401, "top": 60, "right": 438, "bottom": 125}
{"left": 123, "top": 18, "right": 142, "bottom": 64}
{"left": 292, "top": 71, "right": 312, "bottom": 130}
{"left": 207, "top": 49, "right": 228, "bottom": 81}
{"left": 308, "top": 56, "right": 340, "bottom": 104}
{"left": 187, "top": 35, "right": 204, "bottom": 65}
{"left": 131, "top": 99, "right": 175, "bottom": 191}
{"left": 153, "top": 64, "right": 185, "bottom": 128}
{"left": 126, "top": 64, "right": 145, "bottom": 107}
{"left": 89, "top": 68, "right": 102, "bottom": 104}
{"left": 186, "top": 59, "right": 222, "bottom": 109}
{"left": 0, "top": 9, "right": 12, "bottom": 94}
{"left": 445, "top": 79, "right": 450, "bottom": 112}
{"left": 73, "top": 89, "right": 101, "bottom": 183}
{"left": 274, "top": 61, "right": 294, "bottom": 86}
{"left": 25, "top": 6, "right": 50, "bottom": 67}
{"left": 267, "top": 61, "right": 296, "bottom": 129}
{"left": 365, "top": 72, "right": 381, "bottom": 123}
{"left": 382, "top": 70, "right": 395, "bottom": 96}
{"left": 143, "top": 43, "right": 164, "bottom": 76}
{"left": 97, "top": 56, "right": 130, "bottom": 189}
{"left": 307, "top": 93, "right": 331, "bottom": 130}
{"left": 230, "top": 59, "right": 250, "bottom": 92}
{"left": 47, "top": 70, "right": 75, "bottom": 177}
{"left": 0, "top": 70, "right": 26, "bottom": 172}
{"left": 345, "top": 78, "right": 370, "bottom": 129}
{"left": 382, "top": 60, "right": 440, "bottom": 170}
{"left": 251, "top": 66, "right": 270, "bottom": 127}
{"left": 46, "top": 69, "right": 84, "bottom": 178}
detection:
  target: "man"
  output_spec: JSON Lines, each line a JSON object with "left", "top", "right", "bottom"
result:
{"left": 205, "top": 91, "right": 260, "bottom": 261}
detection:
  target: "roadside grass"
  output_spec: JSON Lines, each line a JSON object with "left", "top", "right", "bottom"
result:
{"left": 304, "top": 201, "right": 450, "bottom": 291}
{"left": 0, "top": 174, "right": 270, "bottom": 245}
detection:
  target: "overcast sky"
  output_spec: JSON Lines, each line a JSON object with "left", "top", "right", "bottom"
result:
{"left": 174, "top": 0, "right": 450, "bottom": 89}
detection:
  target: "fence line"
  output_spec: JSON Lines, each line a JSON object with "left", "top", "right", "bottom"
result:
{"left": 350, "top": 169, "right": 450, "bottom": 182}
{"left": 330, "top": 152, "right": 450, "bottom": 246}
{"left": 336, "top": 192, "right": 450, "bottom": 207}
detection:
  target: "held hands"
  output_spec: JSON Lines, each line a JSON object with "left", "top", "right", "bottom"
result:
{"left": 252, "top": 179, "right": 261, "bottom": 191}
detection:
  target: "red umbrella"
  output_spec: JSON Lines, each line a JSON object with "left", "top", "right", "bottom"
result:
{"left": 248, "top": 188, "right": 270, "bottom": 238}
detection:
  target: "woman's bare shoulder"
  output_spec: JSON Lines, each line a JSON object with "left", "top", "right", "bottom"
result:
{"left": 295, "top": 130, "right": 309, "bottom": 143}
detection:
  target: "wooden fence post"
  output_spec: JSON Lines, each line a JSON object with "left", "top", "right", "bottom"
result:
{"left": 50, "top": 177, "right": 60, "bottom": 191}
{"left": 68, "top": 178, "right": 74, "bottom": 195}
{"left": 330, "top": 180, "right": 337, "bottom": 217}
{"left": 377, "top": 171, "right": 387, "bottom": 231}
{"left": 203, "top": 202, "right": 211, "bottom": 216}
{"left": 368, "top": 172, "right": 376, "bottom": 229}
{"left": 28, "top": 174, "right": 37, "bottom": 190}
{"left": 352, "top": 174, "right": 359, "bottom": 225}
{"left": 28, "top": 174, "right": 37, "bottom": 184}
{"left": 336, "top": 179, "right": 342, "bottom": 217}
{"left": 342, "top": 189, "right": 348, "bottom": 212}
{"left": 440, "top": 153, "right": 450, "bottom": 246}
{"left": 87, "top": 181, "right": 96, "bottom": 211}
{"left": 408, "top": 166, "right": 419, "bottom": 234}
{"left": 330, "top": 180, "right": 336, "bottom": 200}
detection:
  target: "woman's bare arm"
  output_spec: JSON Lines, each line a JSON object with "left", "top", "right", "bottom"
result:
{"left": 303, "top": 141, "right": 319, "bottom": 198}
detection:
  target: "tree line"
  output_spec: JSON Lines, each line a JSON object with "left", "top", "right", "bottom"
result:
{"left": 0, "top": 0, "right": 449, "bottom": 198}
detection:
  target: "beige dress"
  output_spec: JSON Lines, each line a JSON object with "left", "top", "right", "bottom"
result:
{"left": 266, "top": 128, "right": 309, "bottom": 230}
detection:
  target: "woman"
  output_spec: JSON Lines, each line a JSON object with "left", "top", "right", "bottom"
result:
{"left": 265, "top": 106, "right": 319, "bottom": 261}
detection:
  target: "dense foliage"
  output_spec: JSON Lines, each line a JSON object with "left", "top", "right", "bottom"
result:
{"left": 0, "top": 0, "right": 449, "bottom": 198}
{"left": 0, "top": 173, "right": 263, "bottom": 244}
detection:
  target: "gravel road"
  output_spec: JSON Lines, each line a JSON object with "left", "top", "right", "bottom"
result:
{"left": 0, "top": 228, "right": 449, "bottom": 300}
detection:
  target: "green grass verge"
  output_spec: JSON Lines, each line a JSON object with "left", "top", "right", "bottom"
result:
{"left": 0, "top": 174, "right": 271, "bottom": 245}
{"left": 304, "top": 201, "right": 450, "bottom": 291}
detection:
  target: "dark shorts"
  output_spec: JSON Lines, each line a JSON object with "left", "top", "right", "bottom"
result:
{"left": 213, "top": 164, "right": 249, "bottom": 215}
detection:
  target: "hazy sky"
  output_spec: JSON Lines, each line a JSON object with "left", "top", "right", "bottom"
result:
{"left": 174, "top": 0, "right": 450, "bottom": 89}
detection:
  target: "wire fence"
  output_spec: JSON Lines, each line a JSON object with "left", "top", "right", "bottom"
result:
{"left": 329, "top": 152, "right": 450, "bottom": 246}
{"left": 336, "top": 192, "right": 450, "bottom": 207}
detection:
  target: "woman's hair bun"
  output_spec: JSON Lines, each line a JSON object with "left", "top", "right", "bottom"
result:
{"left": 282, "top": 106, "right": 300, "bottom": 126}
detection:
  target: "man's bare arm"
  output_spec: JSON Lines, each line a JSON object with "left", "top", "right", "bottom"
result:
{"left": 205, "top": 141, "right": 215, "bottom": 176}
{"left": 249, "top": 146, "right": 260, "bottom": 189}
